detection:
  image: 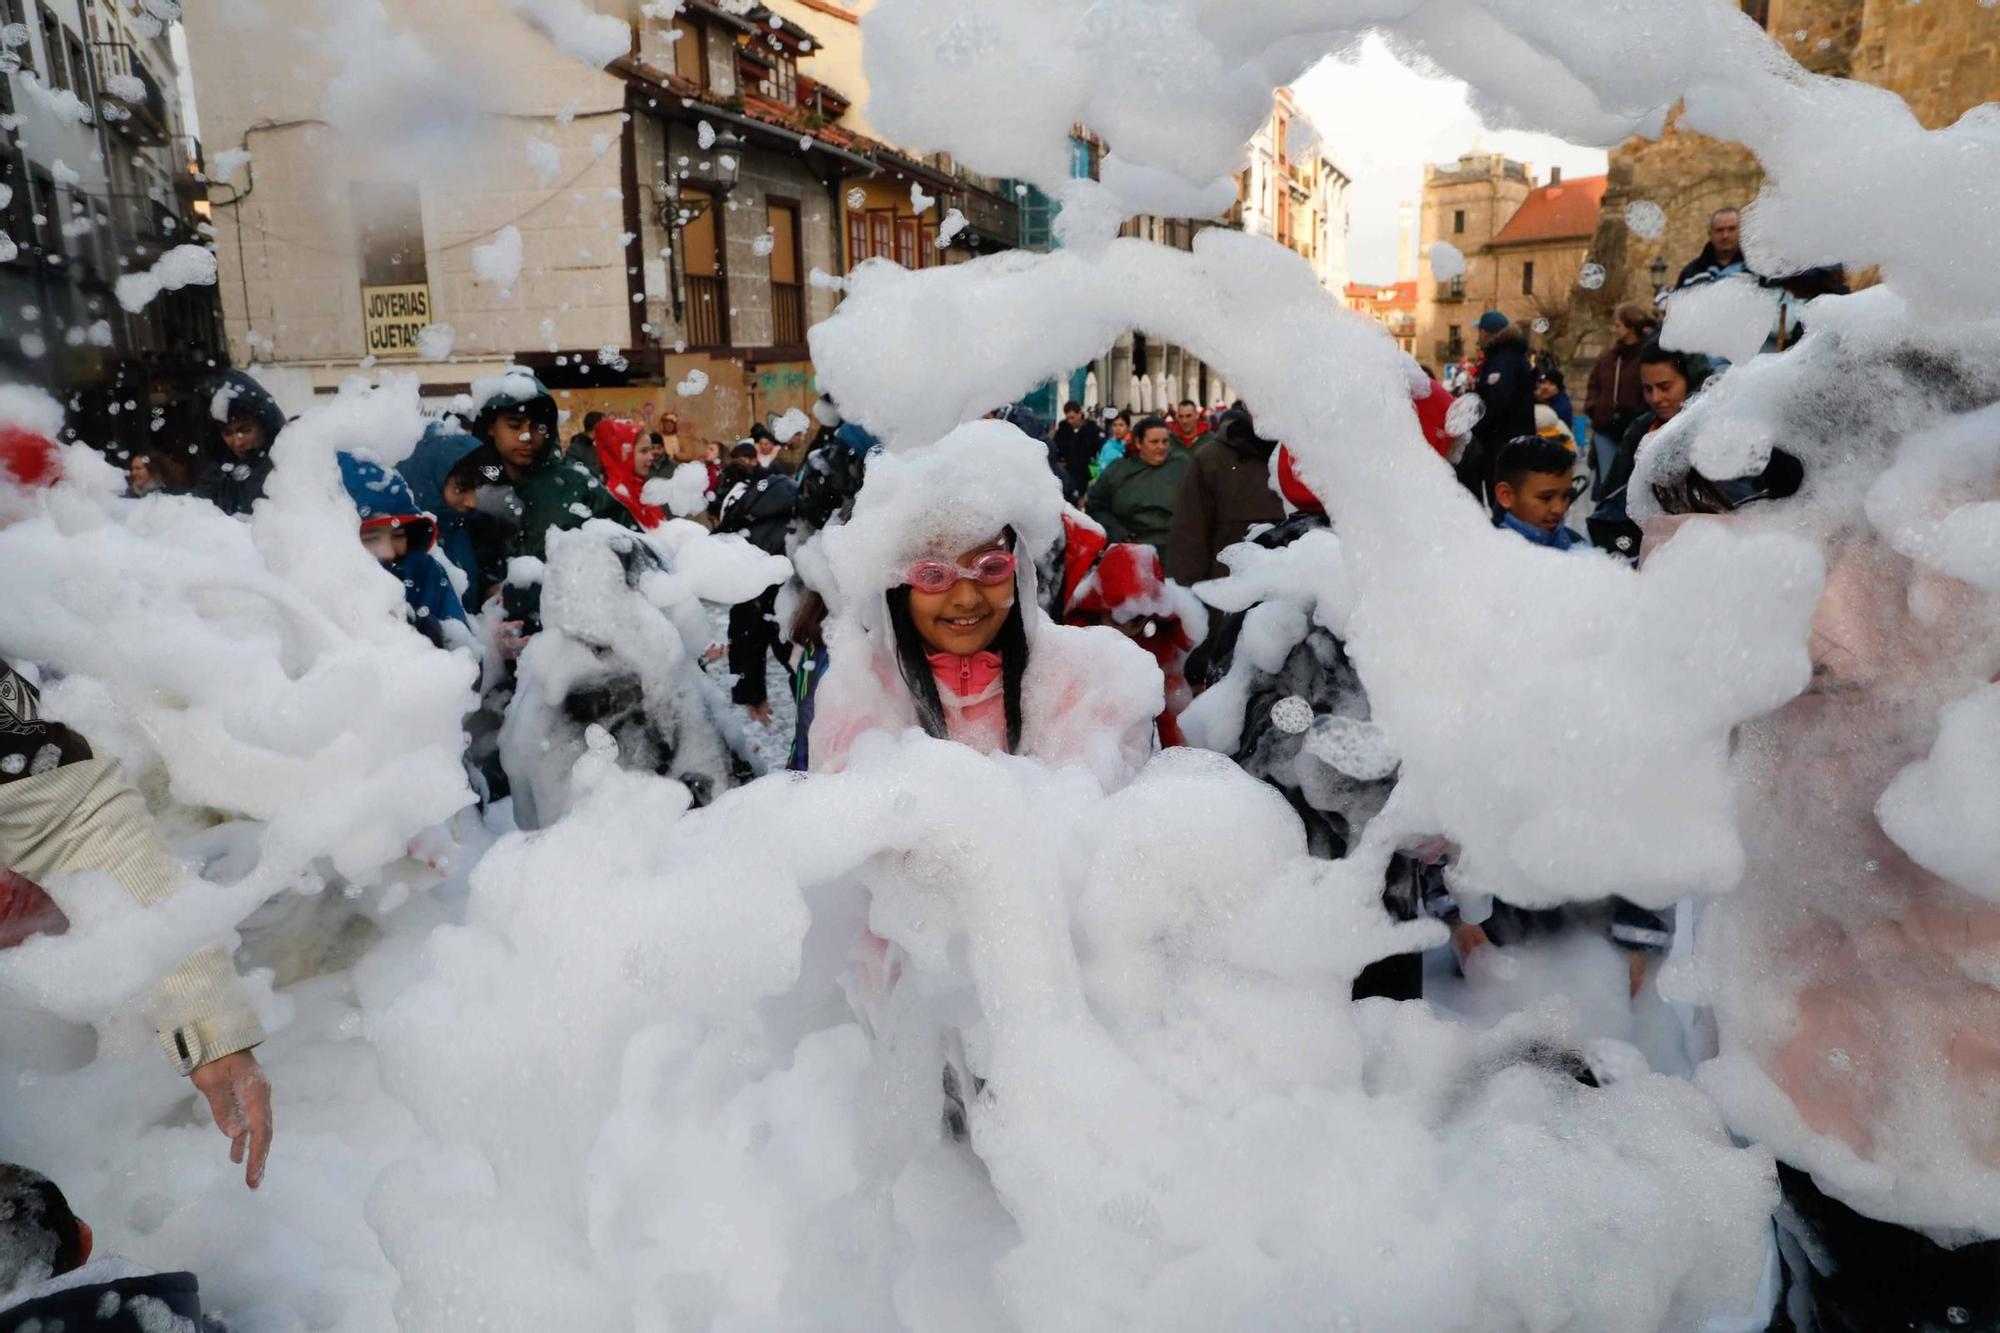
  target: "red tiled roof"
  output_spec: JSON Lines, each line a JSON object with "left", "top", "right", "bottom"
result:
{"left": 1345, "top": 280, "right": 1418, "bottom": 307}
{"left": 1488, "top": 174, "right": 1607, "bottom": 247}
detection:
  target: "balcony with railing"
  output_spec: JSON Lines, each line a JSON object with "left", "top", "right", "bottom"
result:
{"left": 90, "top": 42, "right": 170, "bottom": 146}
{"left": 684, "top": 273, "right": 730, "bottom": 347}
{"left": 1435, "top": 276, "right": 1466, "bottom": 303}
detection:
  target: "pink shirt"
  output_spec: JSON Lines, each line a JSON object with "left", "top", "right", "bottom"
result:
{"left": 927, "top": 649, "right": 1007, "bottom": 754}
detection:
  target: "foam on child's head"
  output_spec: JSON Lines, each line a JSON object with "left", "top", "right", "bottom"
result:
{"left": 824, "top": 421, "right": 1065, "bottom": 616}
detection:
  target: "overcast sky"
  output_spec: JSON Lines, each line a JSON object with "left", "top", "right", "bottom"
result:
{"left": 1291, "top": 35, "right": 1610, "bottom": 286}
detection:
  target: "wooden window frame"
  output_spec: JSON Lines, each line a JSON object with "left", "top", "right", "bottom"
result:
{"left": 1521, "top": 260, "right": 1535, "bottom": 296}
{"left": 671, "top": 15, "right": 708, "bottom": 90}
{"left": 845, "top": 209, "right": 868, "bottom": 272}
{"left": 28, "top": 166, "right": 62, "bottom": 262}
{"left": 39, "top": 4, "right": 68, "bottom": 91}
{"left": 63, "top": 29, "right": 86, "bottom": 99}
{"left": 767, "top": 194, "right": 805, "bottom": 347}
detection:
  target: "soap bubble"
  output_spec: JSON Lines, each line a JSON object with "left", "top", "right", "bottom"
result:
{"left": 1624, "top": 201, "right": 1666, "bottom": 241}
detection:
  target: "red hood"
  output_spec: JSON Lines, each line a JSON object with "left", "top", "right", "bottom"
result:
{"left": 1276, "top": 446, "right": 1323, "bottom": 513}
{"left": 1413, "top": 378, "right": 1455, "bottom": 456}
{"left": 1059, "top": 512, "right": 1108, "bottom": 612}
{"left": 594, "top": 418, "right": 664, "bottom": 529}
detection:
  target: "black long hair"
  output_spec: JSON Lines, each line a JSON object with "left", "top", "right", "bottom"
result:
{"left": 885, "top": 570, "right": 1029, "bottom": 755}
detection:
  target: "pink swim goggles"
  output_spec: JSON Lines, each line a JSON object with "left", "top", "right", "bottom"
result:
{"left": 903, "top": 549, "right": 1017, "bottom": 595}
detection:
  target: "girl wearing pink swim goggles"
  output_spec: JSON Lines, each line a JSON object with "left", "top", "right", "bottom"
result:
{"left": 887, "top": 531, "right": 1027, "bottom": 754}
{"left": 804, "top": 419, "right": 1162, "bottom": 783}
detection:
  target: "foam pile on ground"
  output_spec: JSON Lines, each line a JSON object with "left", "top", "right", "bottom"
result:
{"left": 359, "top": 734, "right": 1772, "bottom": 1330}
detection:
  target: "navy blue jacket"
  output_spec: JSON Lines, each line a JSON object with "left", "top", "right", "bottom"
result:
{"left": 194, "top": 369, "right": 288, "bottom": 517}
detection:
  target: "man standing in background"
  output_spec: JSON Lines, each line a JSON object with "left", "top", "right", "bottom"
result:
{"left": 1047, "top": 400, "right": 1104, "bottom": 503}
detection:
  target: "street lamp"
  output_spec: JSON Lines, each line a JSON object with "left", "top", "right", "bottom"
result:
{"left": 1648, "top": 254, "right": 1669, "bottom": 296}
{"left": 664, "top": 127, "right": 745, "bottom": 229}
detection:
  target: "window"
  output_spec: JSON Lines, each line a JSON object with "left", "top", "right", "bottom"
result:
{"left": 845, "top": 209, "right": 867, "bottom": 272}
{"left": 894, "top": 216, "right": 918, "bottom": 269}
{"left": 0, "top": 0, "right": 30, "bottom": 77}
{"left": 1447, "top": 323, "right": 1461, "bottom": 348}
{"left": 671, "top": 17, "right": 707, "bottom": 88}
{"left": 39, "top": 4, "right": 67, "bottom": 91}
{"left": 679, "top": 186, "right": 729, "bottom": 347}
{"left": 1452, "top": 208, "right": 1465, "bottom": 235}
{"left": 0, "top": 154, "right": 29, "bottom": 264}
{"left": 769, "top": 51, "right": 797, "bottom": 105}
{"left": 680, "top": 189, "right": 721, "bottom": 277}
{"left": 1740, "top": 0, "right": 1770, "bottom": 28}
{"left": 1068, "top": 135, "right": 1093, "bottom": 182}
{"left": 768, "top": 199, "right": 804, "bottom": 345}
{"left": 766, "top": 202, "right": 801, "bottom": 284}
{"left": 64, "top": 31, "right": 86, "bottom": 98}
{"left": 868, "top": 210, "right": 892, "bottom": 263}
{"left": 28, "top": 168, "right": 62, "bottom": 263}
{"left": 350, "top": 181, "right": 428, "bottom": 285}
{"left": 1449, "top": 275, "right": 1464, "bottom": 299}
{"left": 1521, "top": 260, "right": 1535, "bottom": 296}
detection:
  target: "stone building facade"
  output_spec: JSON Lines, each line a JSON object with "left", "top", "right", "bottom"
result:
{"left": 1412, "top": 154, "right": 1532, "bottom": 367}
{"left": 1241, "top": 87, "right": 1352, "bottom": 297}
{"left": 1482, "top": 172, "right": 1606, "bottom": 368}
{"left": 183, "top": 0, "right": 1020, "bottom": 445}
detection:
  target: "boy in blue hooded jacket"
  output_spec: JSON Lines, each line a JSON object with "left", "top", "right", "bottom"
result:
{"left": 338, "top": 453, "right": 470, "bottom": 649}
{"left": 399, "top": 421, "right": 497, "bottom": 606}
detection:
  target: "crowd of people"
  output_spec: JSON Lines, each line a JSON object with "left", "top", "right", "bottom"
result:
{"left": 0, "top": 205, "right": 1990, "bottom": 1332}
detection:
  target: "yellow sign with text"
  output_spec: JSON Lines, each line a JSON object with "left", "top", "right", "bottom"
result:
{"left": 361, "top": 282, "right": 431, "bottom": 359}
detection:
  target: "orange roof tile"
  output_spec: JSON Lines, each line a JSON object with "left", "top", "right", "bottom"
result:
{"left": 1488, "top": 175, "right": 1607, "bottom": 247}
{"left": 1346, "top": 280, "right": 1418, "bottom": 307}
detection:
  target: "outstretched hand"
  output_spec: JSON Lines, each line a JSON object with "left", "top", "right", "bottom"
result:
{"left": 190, "top": 1050, "right": 273, "bottom": 1189}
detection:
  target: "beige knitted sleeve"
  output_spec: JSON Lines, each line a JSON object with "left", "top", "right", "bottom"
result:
{"left": 0, "top": 759, "right": 265, "bottom": 1074}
